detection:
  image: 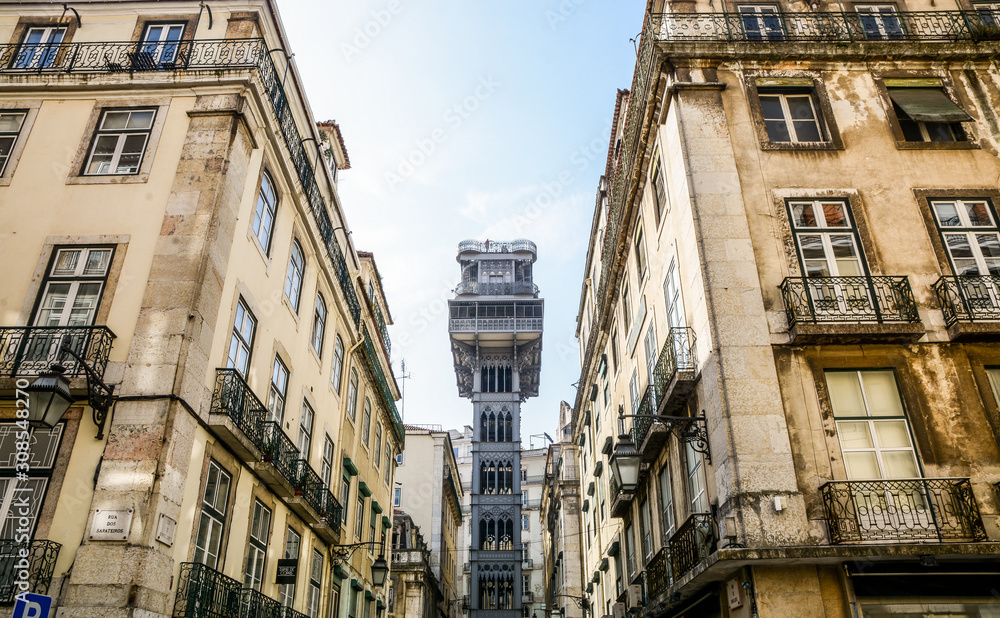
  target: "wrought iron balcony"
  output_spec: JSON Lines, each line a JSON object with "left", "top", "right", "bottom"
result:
{"left": 668, "top": 513, "right": 717, "bottom": 580}
{"left": 321, "top": 489, "right": 344, "bottom": 532}
{"left": 0, "top": 325, "right": 115, "bottom": 379}
{"left": 210, "top": 368, "right": 270, "bottom": 459}
{"left": 173, "top": 562, "right": 242, "bottom": 618}
{"left": 455, "top": 281, "right": 539, "bottom": 296}
{"left": 290, "top": 459, "right": 327, "bottom": 523}
{"left": 631, "top": 386, "right": 656, "bottom": 452}
{"left": 609, "top": 474, "right": 634, "bottom": 518}
{"left": 933, "top": 275, "right": 1000, "bottom": 329}
{"left": 0, "top": 539, "right": 61, "bottom": 605}
{"left": 372, "top": 302, "right": 391, "bottom": 359}
{"left": 260, "top": 420, "right": 301, "bottom": 492}
{"left": 647, "top": 10, "right": 1000, "bottom": 44}
{"left": 458, "top": 239, "right": 537, "bottom": 255}
{"left": 653, "top": 326, "right": 699, "bottom": 418}
{"left": 645, "top": 547, "right": 671, "bottom": 602}
{"left": 821, "top": 478, "right": 987, "bottom": 544}
{"left": 780, "top": 276, "right": 924, "bottom": 342}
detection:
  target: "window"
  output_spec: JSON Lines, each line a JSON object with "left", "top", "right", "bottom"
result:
{"left": 319, "top": 436, "right": 335, "bottom": 487}
{"left": 14, "top": 26, "right": 66, "bottom": 69}
{"left": 987, "top": 367, "right": 1000, "bottom": 410}
{"left": 643, "top": 324, "right": 657, "bottom": 387}
{"left": 347, "top": 370, "right": 359, "bottom": 421}
{"left": 639, "top": 498, "right": 653, "bottom": 563}
{"left": 384, "top": 448, "right": 392, "bottom": 484}
{"left": 521, "top": 490, "right": 527, "bottom": 506}
{"left": 369, "top": 509, "right": 378, "bottom": 552}
{"left": 885, "top": 79, "right": 971, "bottom": 143}
{"left": 279, "top": 528, "right": 300, "bottom": 607}
{"left": 634, "top": 227, "right": 647, "bottom": 280}
{"left": 826, "top": 370, "right": 918, "bottom": 479}
{"left": 0, "top": 424, "right": 63, "bottom": 538}
{"left": 85, "top": 109, "right": 156, "bottom": 175}
{"left": 193, "top": 460, "right": 231, "bottom": 569}
{"left": 621, "top": 283, "right": 631, "bottom": 333}
{"left": 0, "top": 111, "right": 27, "bottom": 176}
{"left": 651, "top": 154, "right": 668, "bottom": 223}
{"left": 350, "top": 589, "right": 360, "bottom": 618}
{"left": 33, "top": 247, "right": 113, "bottom": 328}
{"left": 298, "top": 401, "right": 314, "bottom": 460}
{"left": 598, "top": 473, "right": 606, "bottom": 519}
{"left": 355, "top": 495, "right": 365, "bottom": 540}
{"left": 268, "top": 357, "right": 289, "bottom": 424}
{"left": 609, "top": 328, "right": 619, "bottom": 374}
{"left": 307, "top": 549, "right": 322, "bottom": 618}
{"left": 624, "top": 522, "right": 636, "bottom": 580}
{"left": 331, "top": 335, "right": 345, "bottom": 392}
{"left": 311, "top": 294, "right": 327, "bottom": 356}
{"left": 663, "top": 258, "right": 685, "bottom": 330}
{"left": 139, "top": 23, "right": 185, "bottom": 66}
{"left": 521, "top": 468, "right": 528, "bottom": 482}
{"left": 522, "top": 514, "right": 529, "bottom": 530}
{"left": 341, "top": 476, "right": 351, "bottom": 524}
{"left": 244, "top": 500, "right": 271, "bottom": 591}
{"left": 226, "top": 298, "right": 256, "bottom": 377}
{"left": 739, "top": 5, "right": 783, "bottom": 40}
{"left": 284, "top": 240, "right": 305, "bottom": 312}
{"left": 395, "top": 452, "right": 404, "bottom": 466}
{"left": 252, "top": 171, "right": 278, "bottom": 254}
{"left": 362, "top": 399, "right": 372, "bottom": 445}
{"left": 856, "top": 5, "right": 903, "bottom": 40}
{"left": 759, "top": 90, "right": 823, "bottom": 143}
{"left": 330, "top": 586, "right": 341, "bottom": 618}
{"left": 629, "top": 370, "right": 640, "bottom": 414}
{"left": 931, "top": 199, "right": 1000, "bottom": 276}
{"left": 659, "top": 464, "right": 675, "bottom": 538}
{"left": 686, "top": 442, "right": 709, "bottom": 514}
{"left": 975, "top": 1, "right": 1000, "bottom": 25}
{"left": 393, "top": 487, "right": 402, "bottom": 507}
{"left": 374, "top": 423, "right": 383, "bottom": 466}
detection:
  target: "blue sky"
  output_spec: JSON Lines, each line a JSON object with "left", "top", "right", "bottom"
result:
{"left": 281, "top": 1, "right": 642, "bottom": 444}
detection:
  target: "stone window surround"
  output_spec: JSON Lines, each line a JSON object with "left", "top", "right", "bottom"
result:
{"left": 128, "top": 13, "right": 203, "bottom": 46}
{"left": 247, "top": 163, "right": 282, "bottom": 266}
{"left": 871, "top": 71, "right": 978, "bottom": 150}
{"left": 6, "top": 15, "right": 80, "bottom": 47}
{"left": 16, "top": 235, "right": 130, "bottom": 327}
{"left": 744, "top": 72, "right": 845, "bottom": 152}
{"left": 0, "top": 99, "right": 42, "bottom": 187}
{"left": 65, "top": 97, "right": 172, "bottom": 185}
{"left": 913, "top": 188, "right": 1000, "bottom": 277}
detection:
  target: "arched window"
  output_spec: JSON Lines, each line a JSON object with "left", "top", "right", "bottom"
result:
{"left": 480, "top": 410, "right": 490, "bottom": 442}
{"left": 479, "top": 517, "right": 497, "bottom": 550}
{"left": 488, "top": 410, "right": 497, "bottom": 442}
{"left": 252, "top": 171, "right": 277, "bottom": 253}
{"left": 331, "top": 335, "right": 344, "bottom": 393}
{"left": 311, "top": 293, "right": 326, "bottom": 356}
{"left": 347, "top": 369, "right": 359, "bottom": 421}
{"left": 284, "top": 239, "right": 305, "bottom": 312}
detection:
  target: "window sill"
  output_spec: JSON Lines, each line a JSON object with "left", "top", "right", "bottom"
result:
{"left": 759, "top": 141, "right": 843, "bottom": 152}
{"left": 281, "top": 294, "right": 301, "bottom": 324}
{"left": 893, "top": 140, "right": 979, "bottom": 150}
{"left": 66, "top": 173, "right": 149, "bottom": 185}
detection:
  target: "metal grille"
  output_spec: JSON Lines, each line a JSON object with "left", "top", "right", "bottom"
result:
{"left": 645, "top": 547, "right": 670, "bottom": 601}
{"left": 821, "top": 478, "right": 987, "bottom": 544}
{"left": 260, "top": 421, "right": 300, "bottom": 488}
{"left": 780, "top": 276, "right": 920, "bottom": 325}
{"left": 0, "top": 325, "right": 115, "bottom": 378}
{"left": 668, "top": 513, "right": 716, "bottom": 580}
{"left": 933, "top": 275, "right": 1000, "bottom": 326}
{"left": 455, "top": 281, "right": 540, "bottom": 296}
{"left": 0, "top": 539, "right": 61, "bottom": 605}
{"left": 652, "top": 327, "right": 697, "bottom": 403}
{"left": 172, "top": 562, "right": 242, "bottom": 618}
{"left": 458, "top": 239, "right": 537, "bottom": 254}
{"left": 211, "top": 368, "right": 269, "bottom": 452}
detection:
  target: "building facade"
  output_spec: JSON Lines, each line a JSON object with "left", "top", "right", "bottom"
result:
{"left": 519, "top": 444, "right": 548, "bottom": 616}
{"left": 0, "top": 2, "right": 402, "bottom": 617}
{"left": 540, "top": 402, "right": 585, "bottom": 618}
{"left": 448, "top": 239, "right": 544, "bottom": 616}
{"left": 572, "top": 1, "right": 1000, "bottom": 616}
{"left": 391, "top": 424, "right": 464, "bottom": 617}
{"left": 388, "top": 512, "right": 441, "bottom": 618}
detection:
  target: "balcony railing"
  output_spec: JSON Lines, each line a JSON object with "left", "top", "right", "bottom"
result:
{"left": 320, "top": 489, "right": 344, "bottom": 531}
{"left": 449, "top": 317, "right": 544, "bottom": 332}
{"left": 0, "top": 325, "right": 115, "bottom": 378}
{"left": 821, "top": 478, "right": 987, "bottom": 544}
{"left": 458, "top": 239, "right": 537, "bottom": 255}
{"left": 372, "top": 302, "right": 391, "bottom": 360}
{"left": 631, "top": 386, "right": 656, "bottom": 448}
{"left": 293, "top": 459, "right": 326, "bottom": 515}
{"left": 173, "top": 562, "right": 242, "bottom": 618}
{"left": 455, "top": 281, "right": 539, "bottom": 296}
{"left": 645, "top": 547, "right": 671, "bottom": 601}
{"left": 609, "top": 474, "right": 634, "bottom": 518}
{"left": 0, "top": 539, "right": 61, "bottom": 605}
{"left": 652, "top": 327, "right": 697, "bottom": 399}
{"left": 211, "top": 368, "right": 269, "bottom": 452}
{"left": 933, "top": 275, "right": 1000, "bottom": 327}
{"left": 260, "top": 420, "right": 300, "bottom": 488}
{"left": 361, "top": 324, "right": 404, "bottom": 445}
{"left": 668, "top": 513, "right": 716, "bottom": 580}
{"left": 648, "top": 10, "right": 1000, "bottom": 43}
{"left": 780, "top": 276, "right": 920, "bottom": 326}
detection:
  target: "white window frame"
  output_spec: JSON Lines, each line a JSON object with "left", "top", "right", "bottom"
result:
{"left": 84, "top": 109, "right": 156, "bottom": 175}
{"left": 311, "top": 294, "right": 327, "bottom": 357}
{"left": 279, "top": 527, "right": 300, "bottom": 607}
{"left": 268, "top": 357, "right": 289, "bottom": 425}
{"left": 244, "top": 500, "right": 272, "bottom": 591}
{"left": 14, "top": 26, "right": 66, "bottom": 69}
{"left": 33, "top": 246, "right": 113, "bottom": 328}
{"left": 193, "top": 460, "right": 231, "bottom": 569}
{"left": 226, "top": 297, "right": 256, "bottom": 377}
{"left": 759, "top": 91, "right": 824, "bottom": 143}
{"left": 139, "top": 23, "right": 185, "bottom": 65}
{"left": 931, "top": 199, "right": 1000, "bottom": 276}
{"left": 0, "top": 111, "right": 27, "bottom": 176}
{"left": 284, "top": 240, "right": 305, "bottom": 312}
{"left": 298, "top": 401, "right": 314, "bottom": 460}
{"left": 252, "top": 171, "right": 278, "bottom": 254}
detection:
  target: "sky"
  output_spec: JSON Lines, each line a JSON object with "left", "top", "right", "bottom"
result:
{"left": 279, "top": 1, "right": 643, "bottom": 446}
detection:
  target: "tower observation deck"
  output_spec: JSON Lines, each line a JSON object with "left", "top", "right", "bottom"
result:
{"left": 449, "top": 239, "right": 543, "bottom": 617}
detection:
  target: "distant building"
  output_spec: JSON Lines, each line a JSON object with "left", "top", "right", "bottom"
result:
{"left": 388, "top": 513, "right": 441, "bottom": 618}
{"left": 391, "top": 425, "right": 465, "bottom": 617}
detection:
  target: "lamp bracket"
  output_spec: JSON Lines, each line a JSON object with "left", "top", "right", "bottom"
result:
{"left": 58, "top": 344, "right": 115, "bottom": 439}
{"left": 329, "top": 540, "right": 381, "bottom": 565}
{"left": 619, "top": 413, "right": 711, "bottom": 463}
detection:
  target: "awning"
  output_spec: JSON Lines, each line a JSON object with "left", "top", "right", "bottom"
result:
{"left": 888, "top": 88, "right": 972, "bottom": 123}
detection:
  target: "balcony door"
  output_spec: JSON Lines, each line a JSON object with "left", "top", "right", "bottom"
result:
{"left": 789, "top": 200, "right": 871, "bottom": 319}
{"left": 855, "top": 5, "right": 904, "bottom": 40}
{"left": 14, "top": 26, "right": 66, "bottom": 69}
{"left": 825, "top": 370, "right": 930, "bottom": 535}
{"left": 139, "top": 23, "right": 185, "bottom": 66}
{"left": 931, "top": 199, "right": 1000, "bottom": 314}
{"left": 738, "top": 5, "right": 784, "bottom": 41}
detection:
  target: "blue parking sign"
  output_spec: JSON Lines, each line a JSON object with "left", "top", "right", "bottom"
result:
{"left": 13, "top": 593, "right": 52, "bottom": 618}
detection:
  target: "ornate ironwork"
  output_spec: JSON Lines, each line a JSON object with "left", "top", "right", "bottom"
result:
{"left": 320, "top": 488, "right": 344, "bottom": 531}
{"left": 667, "top": 513, "right": 716, "bottom": 580}
{"left": 0, "top": 539, "right": 61, "bottom": 605}
{"left": 458, "top": 239, "right": 537, "bottom": 254}
{"left": 372, "top": 303, "right": 391, "bottom": 359}
{"left": 172, "top": 562, "right": 242, "bottom": 618}
{"left": 360, "top": 325, "right": 404, "bottom": 445}
{"left": 240, "top": 587, "right": 284, "bottom": 618}
{"left": 621, "top": 411, "right": 710, "bottom": 462}
{"left": 293, "top": 459, "right": 326, "bottom": 515}
{"left": 455, "top": 281, "right": 539, "bottom": 296}
{"left": 1, "top": 325, "right": 115, "bottom": 378}
{"left": 259, "top": 421, "right": 300, "bottom": 488}
{"left": 820, "top": 478, "right": 987, "bottom": 544}
{"left": 933, "top": 275, "right": 1000, "bottom": 326}
{"left": 631, "top": 386, "right": 656, "bottom": 448}
{"left": 780, "top": 276, "right": 920, "bottom": 326}
{"left": 645, "top": 547, "right": 670, "bottom": 601}
{"left": 211, "top": 368, "right": 269, "bottom": 452}
{"left": 54, "top": 342, "right": 116, "bottom": 439}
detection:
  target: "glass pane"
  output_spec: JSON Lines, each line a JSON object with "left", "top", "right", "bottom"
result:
{"left": 145, "top": 26, "right": 164, "bottom": 42}
{"left": 933, "top": 201, "right": 961, "bottom": 227}
{"left": 821, "top": 202, "right": 849, "bottom": 227}
{"left": 945, "top": 234, "right": 980, "bottom": 275}
{"left": 101, "top": 112, "right": 130, "bottom": 131}
{"left": 976, "top": 234, "right": 1000, "bottom": 274}
{"left": 799, "top": 234, "right": 828, "bottom": 261}
{"left": 760, "top": 96, "right": 784, "bottom": 120}
{"left": 67, "top": 282, "right": 102, "bottom": 326}
{"left": 844, "top": 451, "right": 880, "bottom": 479}
{"left": 52, "top": 249, "right": 81, "bottom": 275}
{"left": 882, "top": 451, "right": 919, "bottom": 478}
{"left": 126, "top": 110, "right": 155, "bottom": 130}
{"left": 964, "top": 200, "right": 994, "bottom": 226}
{"left": 213, "top": 470, "right": 231, "bottom": 511}
{"left": 37, "top": 283, "right": 70, "bottom": 326}
{"left": 830, "top": 235, "right": 861, "bottom": 275}
{"left": 861, "top": 371, "right": 904, "bottom": 416}
{"left": 0, "top": 136, "right": 13, "bottom": 159}
{"left": 791, "top": 202, "right": 817, "bottom": 228}
{"left": 786, "top": 95, "right": 816, "bottom": 120}
{"left": 837, "top": 421, "right": 875, "bottom": 448}
{"left": 0, "top": 113, "right": 25, "bottom": 132}
{"left": 925, "top": 122, "right": 957, "bottom": 143}
{"left": 765, "top": 119, "right": 791, "bottom": 142}
{"left": 116, "top": 153, "right": 141, "bottom": 174}
{"left": 792, "top": 119, "right": 821, "bottom": 142}
{"left": 122, "top": 133, "right": 148, "bottom": 154}
{"left": 873, "top": 420, "right": 911, "bottom": 448}
{"left": 83, "top": 249, "right": 112, "bottom": 275}
{"left": 827, "top": 372, "right": 866, "bottom": 417}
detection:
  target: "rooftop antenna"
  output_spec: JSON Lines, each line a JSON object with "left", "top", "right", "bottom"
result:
{"left": 396, "top": 358, "right": 413, "bottom": 423}
{"left": 529, "top": 433, "right": 553, "bottom": 449}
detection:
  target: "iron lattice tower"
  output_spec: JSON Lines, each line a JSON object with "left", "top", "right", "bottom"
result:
{"left": 449, "top": 239, "right": 543, "bottom": 617}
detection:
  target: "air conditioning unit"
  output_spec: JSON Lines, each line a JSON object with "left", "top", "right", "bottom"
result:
{"left": 612, "top": 602, "right": 627, "bottom": 618}
{"left": 627, "top": 584, "right": 643, "bottom": 608}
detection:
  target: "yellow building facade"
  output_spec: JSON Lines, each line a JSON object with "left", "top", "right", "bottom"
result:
{"left": 0, "top": 2, "right": 402, "bottom": 617}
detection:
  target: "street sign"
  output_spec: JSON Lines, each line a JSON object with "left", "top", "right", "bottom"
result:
{"left": 276, "top": 558, "right": 298, "bottom": 584}
{"left": 14, "top": 593, "right": 52, "bottom": 618}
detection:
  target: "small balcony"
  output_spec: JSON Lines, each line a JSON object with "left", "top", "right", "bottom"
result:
{"left": 521, "top": 591, "right": 535, "bottom": 604}
{"left": 668, "top": 513, "right": 717, "bottom": 581}
{"left": 609, "top": 474, "right": 635, "bottom": 518}
{"left": 0, "top": 539, "right": 61, "bottom": 605}
{"left": 933, "top": 275, "right": 1000, "bottom": 339}
{"left": 653, "top": 327, "right": 698, "bottom": 417}
{"left": 821, "top": 478, "right": 987, "bottom": 544}
{"left": 644, "top": 547, "right": 671, "bottom": 602}
{"left": 210, "top": 368, "right": 269, "bottom": 462}
{"left": 458, "top": 239, "right": 537, "bottom": 255}
{"left": 257, "top": 420, "right": 300, "bottom": 498}
{"left": 455, "top": 281, "right": 539, "bottom": 297}
{"left": 0, "top": 325, "right": 115, "bottom": 379}
{"left": 780, "top": 276, "right": 924, "bottom": 343}
{"left": 173, "top": 562, "right": 310, "bottom": 618}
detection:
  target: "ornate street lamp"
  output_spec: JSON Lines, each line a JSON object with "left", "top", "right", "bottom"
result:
{"left": 370, "top": 554, "right": 389, "bottom": 586}
{"left": 25, "top": 364, "right": 73, "bottom": 428}
{"left": 609, "top": 432, "right": 641, "bottom": 492}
